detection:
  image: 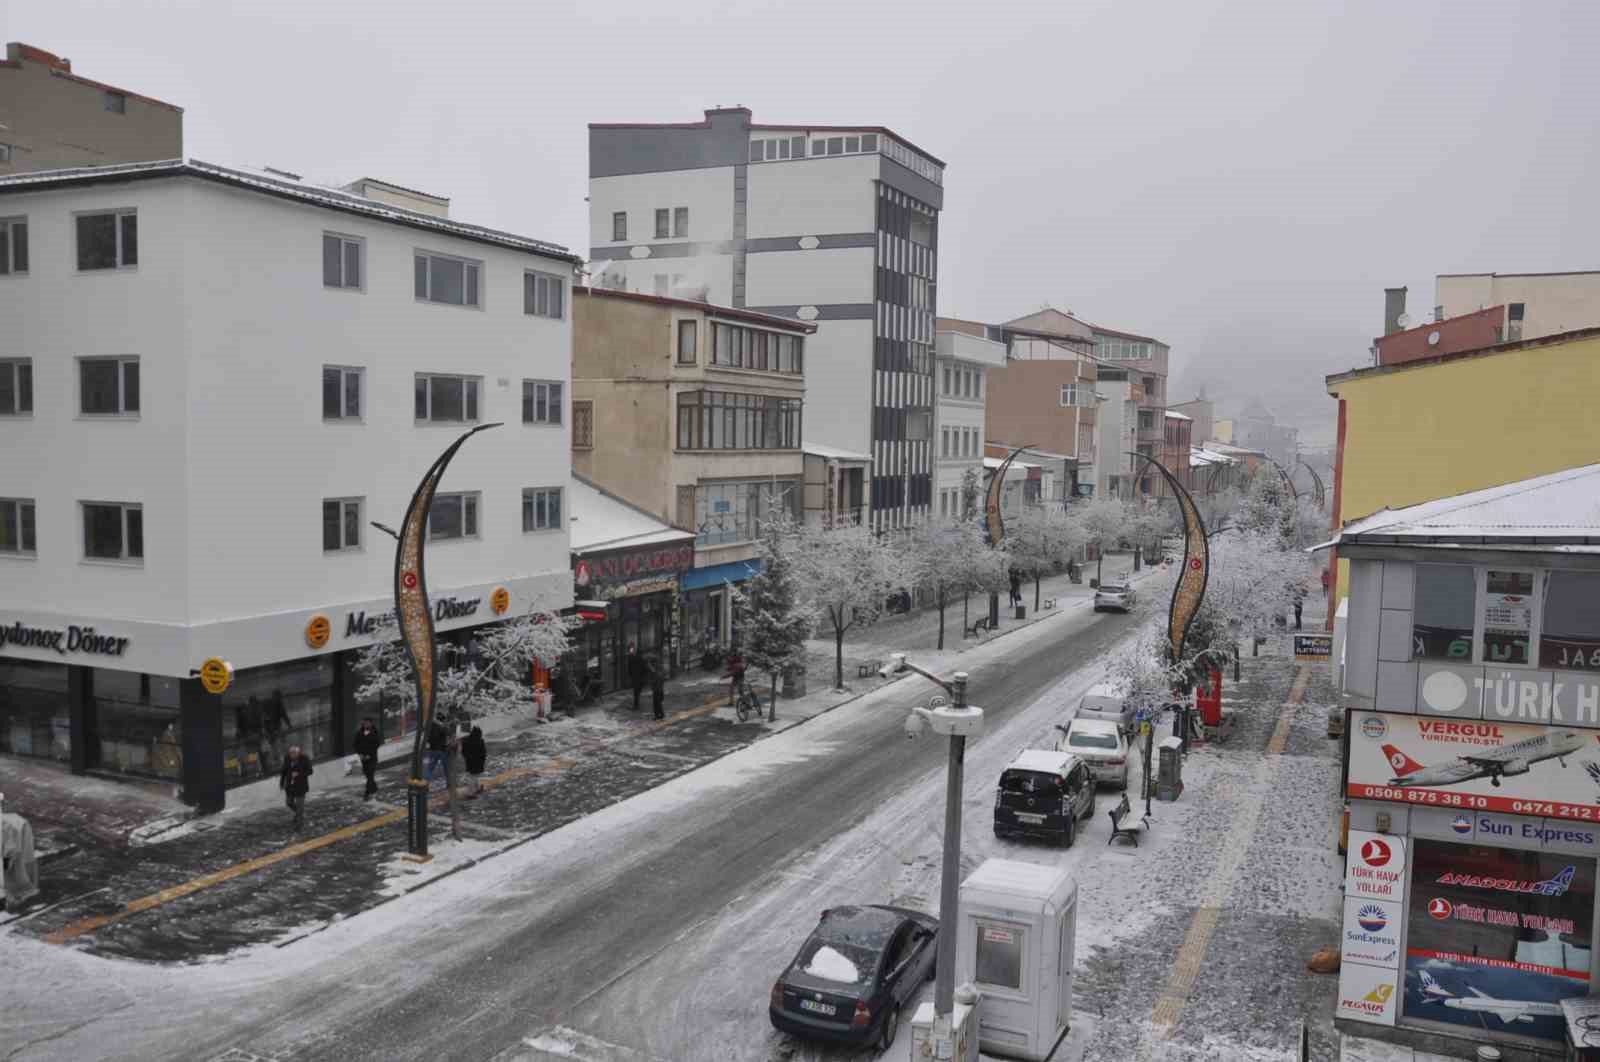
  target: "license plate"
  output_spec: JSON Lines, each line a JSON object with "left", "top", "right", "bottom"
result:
{"left": 798, "top": 999, "right": 836, "bottom": 1016}
{"left": 1015, "top": 812, "right": 1045, "bottom": 824}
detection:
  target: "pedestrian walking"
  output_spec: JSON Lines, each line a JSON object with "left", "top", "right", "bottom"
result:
{"left": 1008, "top": 569, "right": 1022, "bottom": 609}
{"left": 725, "top": 647, "right": 747, "bottom": 707}
{"left": 352, "top": 716, "right": 382, "bottom": 800}
{"left": 462, "top": 725, "right": 487, "bottom": 798}
{"left": 1294, "top": 589, "right": 1305, "bottom": 631}
{"left": 279, "top": 745, "right": 312, "bottom": 829}
{"left": 423, "top": 717, "right": 450, "bottom": 784}
{"left": 626, "top": 643, "right": 648, "bottom": 711}
{"left": 1320, "top": 567, "right": 1331, "bottom": 600}
{"left": 650, "top": 658, "right": 666, "bottom": 720}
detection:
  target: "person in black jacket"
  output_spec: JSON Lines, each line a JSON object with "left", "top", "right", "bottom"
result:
{"left": 352, "top": 717, "right": 382, "bottom": 800}
{"left": 626, "top": 644, "right": 648, "bottom": 711}
{"left": 461, "top": 725, "right": 487, "bottom": 798}
{"left": 649, "top": 659, "right": 666, "bottom": 720}
{"left": 424, "top": 718, "right": 450, "bottom": 785}
{"left": 279, "top": 745, "right": 313, "bottom": 829}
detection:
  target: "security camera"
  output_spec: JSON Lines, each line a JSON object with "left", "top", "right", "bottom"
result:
{"left": 880, "top": 652, "right": 907, "bottom": 679}
{"left": 904, "top": 712, "right": 926, "bottom": 740}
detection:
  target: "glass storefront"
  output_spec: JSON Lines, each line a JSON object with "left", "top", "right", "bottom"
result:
{"left": 93, "top": 669, "right": 181, "bottom": 781}
{"left": 218, "top": 656, "right": 335, "bottom": 787}
{"left": 0, "top": 658, "right": 70, "bottom": 763}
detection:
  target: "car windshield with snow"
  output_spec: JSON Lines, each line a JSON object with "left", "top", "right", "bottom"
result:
{"left": 769, "top": 904, "right": 938, "bottom": 1051}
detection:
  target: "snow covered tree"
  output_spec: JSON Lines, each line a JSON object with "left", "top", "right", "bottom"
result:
{"left": 1006, "top": 506, "right": 1085, "bottom": 610}
{"left": 1077, "top": 497, "right": 1132, "bottom": 586}
{"left": 736, "top": 511, "right": 813, "bottom": 720}
{"left": 1235, "top": 469, "right": 1297, "bottom": 548}
{"left": 959, "top": 466, "right": 983, "bottom": 521}
{"left": 905, "top": 517, "right": 1008, "bottom": 649}
{"left": 790, "top": 519, "right": 908, "bottom": 690}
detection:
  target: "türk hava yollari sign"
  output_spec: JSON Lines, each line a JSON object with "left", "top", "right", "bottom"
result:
{"left": 1349, "top": 711, "right": 1600, "bottom": 822}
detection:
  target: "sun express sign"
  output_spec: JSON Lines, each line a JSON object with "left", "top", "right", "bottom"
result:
{"left": 0, "top": 620, "right": 130, "bottom": 658}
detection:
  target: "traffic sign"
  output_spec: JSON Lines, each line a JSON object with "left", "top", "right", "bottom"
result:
{"left": 199, "top": 657, "right": 233, "bottom": 695}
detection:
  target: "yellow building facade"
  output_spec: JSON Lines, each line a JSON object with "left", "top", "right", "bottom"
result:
{"left": 1326, "top": 328, "right": 1600, "bottom": 607}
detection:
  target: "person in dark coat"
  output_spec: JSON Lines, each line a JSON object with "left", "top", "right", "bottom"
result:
{"left": 1293, "top": 588, "right": 1305, "bottom": 631}
{"left": 279, "top": 745, "right": 313, "bottom": 829}
{"left": 1008, "top": 569, "right": 1023, "bottom": 608}
{"left": 626, "top": 644, "right": 648, "bottom": 711}
{"left": 725, "top": 648, "right": 747, "bottom": 707}
{"left": 424, "top": 718, "right": 450, "bottom": 784}
{"left": 649, "top": 659, "right": 666, "bottom": 720}
{"left": 462, "top": 725, "right": 487, "bottom": 798}
{"left": 352, "top": 717, "right": 382, "bottom": 800}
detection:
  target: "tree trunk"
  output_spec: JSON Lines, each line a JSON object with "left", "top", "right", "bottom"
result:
{"left": 1096, "top": 552, "right": 1104, "bottom": 585}
{"left": 1034, "top": 572, "right": 1041, "bottom": 611}
{"left": 962, "top": 593, "right": 969, "bottom": 633}
{"left": 769, "top": 671, "right": 778, "bottom": 722}
{"left": 834, "top": 628, "right": 845, "bottom": 691}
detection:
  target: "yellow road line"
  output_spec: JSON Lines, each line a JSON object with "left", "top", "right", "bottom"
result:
{"left": 45, "top": 694, "right": 732, "bottom": 945}
{"left": 1147, "top": 665, "right": 1308, "bottom": 1042}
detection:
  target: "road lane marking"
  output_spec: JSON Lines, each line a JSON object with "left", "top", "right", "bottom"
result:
{"left": 1144, "top": 665, "right": 1308, "bottom": 1046}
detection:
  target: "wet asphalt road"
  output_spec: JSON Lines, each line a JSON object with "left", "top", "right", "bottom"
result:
{"left": 193, "top": 604, "right": 1140, "bottom": 1062}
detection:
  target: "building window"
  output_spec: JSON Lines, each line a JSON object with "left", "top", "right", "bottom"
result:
{"left": 524, "top": 270, "right": 565, "bottom": 319}
{"left": 673, "top": 207, "right": 689, "bottom": 238}
{"left": 1509, "top": 302, "right": 1526, "bottom": 322}
{"left": 415, "top": 373, "right": 480, "bottom": 422}
{"left": 82, "top": 501, "right": 142, "bottom": 562}
{"left": 0, "top": 143, "right": 11, "bottom": 163}
{"left": 572, "top": 400, "right": 594, "bottom": 449}
{"left": 974, "top": 919, "right": 1025, "bottom": 991}
{"left": 322, "top": 233, "right": 363, "bottom": 290}
{"left": 0, "top": 217, "right": 28, "bottom": 275}
{"left": 104, "top": 91, "right": 127, "bottom": 114}
{"left": 942, "top": 427, "right": 950, "bottom": 457}
{"left": 322, "top": 498, "right": 362, "bottom": 552}
{"left": 676, "top": 390, "right": 802, "bottom": 451}
{"left": 1060, "top": 384, "right": 1079, "bottom": 407}
{"left": 677, "top": 320, "right": 698, "bottom": 364}
{"left": 322, "top": 365, "right": 363, "bottom": 420}
{"left": 1481, "top": 569, "right": 1535, "bottom": 666}
{"left": 612, "top": 212, "right": 627, "bottom": 241}
{"left": 428, "top": 492, "right": 479, "bottom": 541}
{"left": 1412, "top": 563, "right": 1476, "bottom": 661}
{"left": 79, "top": 356, "right": 139, "bottom": 415}
{"left": 414, "top": 252, "right": 481, "bottom": 307}
{"left": 694, "top": 479, "right": 797, "bottom": 546}
{"left": 942, "top": 366, "right": 950, "bottom": 393}
{"left": 710, "top": 322, "right": 804, "bottom": 373}
{"left": 0, "top": 498, "right": 36, "bottom": 555}
{"left": 1542, "top": 572, "right": 1600, "bottom": 671}
{"left": 522, "top": 487, "right": 563, "bottom": 532}
{"left": 76, "top": 210, "right": 137, "bottom": 270}
{"left": 0, "top": 358, "right": 31, "bottom": 415}
{"left": 655, "top": 209, "right": 669, "bottom": 239}
{"left": 522, "top": 379, "right": 563, "bottom": 425}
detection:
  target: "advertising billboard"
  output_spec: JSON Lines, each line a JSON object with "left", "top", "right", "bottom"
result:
{"left": 1402, "top": 839, "right": 1593, "bottom": 1043}
{"left": 1348, "top": 712, "right": 1600, "bottom": 822}
{"left": 1340, "top": 831, "right": 1407, "bottom": 1026}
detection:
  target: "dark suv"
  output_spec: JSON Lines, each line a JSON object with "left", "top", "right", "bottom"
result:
{"left": 993, "top": 750, "right": 1096, "bottom": 847}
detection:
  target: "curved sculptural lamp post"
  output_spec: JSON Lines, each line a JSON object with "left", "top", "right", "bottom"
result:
{"left": 1126, "top": 452, "right": 1209, "bottom": 669}
{"left": 387, "top": 423, "right": 501, "bottom": 858}
{"left": 983, "top": 444, "right": 1033, "bottom": 627}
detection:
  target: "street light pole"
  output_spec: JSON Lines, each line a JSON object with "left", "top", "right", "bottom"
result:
{"left": 892, "top": 657, "right": 984, "bottom": 1033}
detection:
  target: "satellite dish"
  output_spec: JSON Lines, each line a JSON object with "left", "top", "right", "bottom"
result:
{"left": 1396, "top": 312, "right": 1414, "bottom": 329}
{"left": 1427, "top": 330, "right": 1441, "bottom": 347}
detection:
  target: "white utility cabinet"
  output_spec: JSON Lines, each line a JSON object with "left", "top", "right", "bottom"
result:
{"left": 956, "top": 858, "right": 1077, "bottom": 1060}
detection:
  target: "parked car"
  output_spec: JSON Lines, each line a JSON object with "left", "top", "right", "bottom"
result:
{"left": 993, "top": 750, "right": 1096, "bottom": 846}
{"left": 1055, "top": 718, "right": 1131, "bottom": 789}
{"left": 1075, "top": 683, "right": 1137, "bottom": 734}
{"left": 1093, "top": 582, "right": 1137, "bottom": 612}
{"left": 769, "top": 904, "right": 938, "bottom": 1050}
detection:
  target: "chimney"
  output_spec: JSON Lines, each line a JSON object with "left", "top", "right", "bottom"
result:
{"left": 1383, "top": 287, "right": 1408, "bottom": 335}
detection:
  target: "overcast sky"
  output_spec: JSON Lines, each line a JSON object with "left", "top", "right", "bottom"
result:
{"left": 15, "top": 0, "right": 1598, "bottom": 446}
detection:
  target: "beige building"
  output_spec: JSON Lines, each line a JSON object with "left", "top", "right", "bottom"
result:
{"left": 1434, "top": 271, "right": 1600, "bottom": 344}
{"left": 0, "top": 43, "right": 183, "bottom": 174}
{"left": 572, "top": 287, "right": 811, "bottom": 659}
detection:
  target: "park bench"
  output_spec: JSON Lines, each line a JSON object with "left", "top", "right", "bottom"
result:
{"left": 857, "top": 659, "right": 883, "bottom": 679}
{"left": 1042, "top": 597, "right": 1057, "bottom": 610}
{"left": 1108, "top": 792, "right": 1143, "bottom": 847}
{"left": 965, "top": 616, "right": 993, "bottom": 638}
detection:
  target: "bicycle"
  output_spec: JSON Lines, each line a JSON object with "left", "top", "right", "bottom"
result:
{"left": 734, "top": 678, "right": 763, "bottom": 722}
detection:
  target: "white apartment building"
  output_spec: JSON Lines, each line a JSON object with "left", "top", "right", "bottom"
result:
{"left": 933, "top": 327, "right": 1005, "bottom": 518}
{"left": 0, "top": 159, "right": 576, "bottom": 810}
{"left": 1091, "top": 367, "right": 1139, "bottom": 499}
{"left": 587, "top": 107, "right": 945, "bottom": 530}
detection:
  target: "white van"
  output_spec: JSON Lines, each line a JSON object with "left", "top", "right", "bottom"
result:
{"left": 1074, "top": 683, "right": 1135, "bottom": 733}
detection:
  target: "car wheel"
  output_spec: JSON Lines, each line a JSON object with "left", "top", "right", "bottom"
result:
{"left": 1063, "top": 815, "right": 1077, "bottom": 848}
{"left": 878, "top": 1003, "right": 900, "bottom": 1051}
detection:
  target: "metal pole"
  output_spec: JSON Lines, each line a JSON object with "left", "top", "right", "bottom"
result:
{"left": 935, "top": 674, "right": 969, "bottom": 1019}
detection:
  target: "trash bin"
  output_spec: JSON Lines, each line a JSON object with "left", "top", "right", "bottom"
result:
{"left": 1156, "top": 737, "right": 1184, "bottom": 801}
{"left": 1014, "top": 605, "right": 1026, "bottom": 621}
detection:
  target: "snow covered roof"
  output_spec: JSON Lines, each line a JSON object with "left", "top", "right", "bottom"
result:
{"left": 568, "top": 476, "right": 694, "bottom": 555}
{"left": 1316, "top": 462, "right": 1600, "bottom": 553}
{"left": 0, "top": 159, "right": 581, "bottom": 263}
{"left": 803, "top": 442, "right": 872, "bottom": 463}
{"left": 1189, "top": 447, "right": 1238, "bottom": 468}
{"left": 1163, "top": 410, "right": 1193, "bottom": 421}
{"left": 1203, "top": 442, "right": 1266, "bottom": 458}
{"left": 983, "top": 456, "right": 1039, "bottom": 472}
{"left": 1006, "top": 749, "right": 1075, "bottom": 775}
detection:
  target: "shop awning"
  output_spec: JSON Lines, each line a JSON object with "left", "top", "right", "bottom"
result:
{"left": 680, "top": 559, "right": 762, "bottom": 591}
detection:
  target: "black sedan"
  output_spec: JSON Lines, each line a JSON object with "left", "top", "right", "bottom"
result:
{"left": 770, "top": 904, "right": 939, "bottom": 1051}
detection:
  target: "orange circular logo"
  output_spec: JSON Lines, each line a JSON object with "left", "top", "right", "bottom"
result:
{"left": 490, "top": 587, "right": 511, "bottom": 615}
{"left": 305, "top": 614, "right": 331, "bottom": 649}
